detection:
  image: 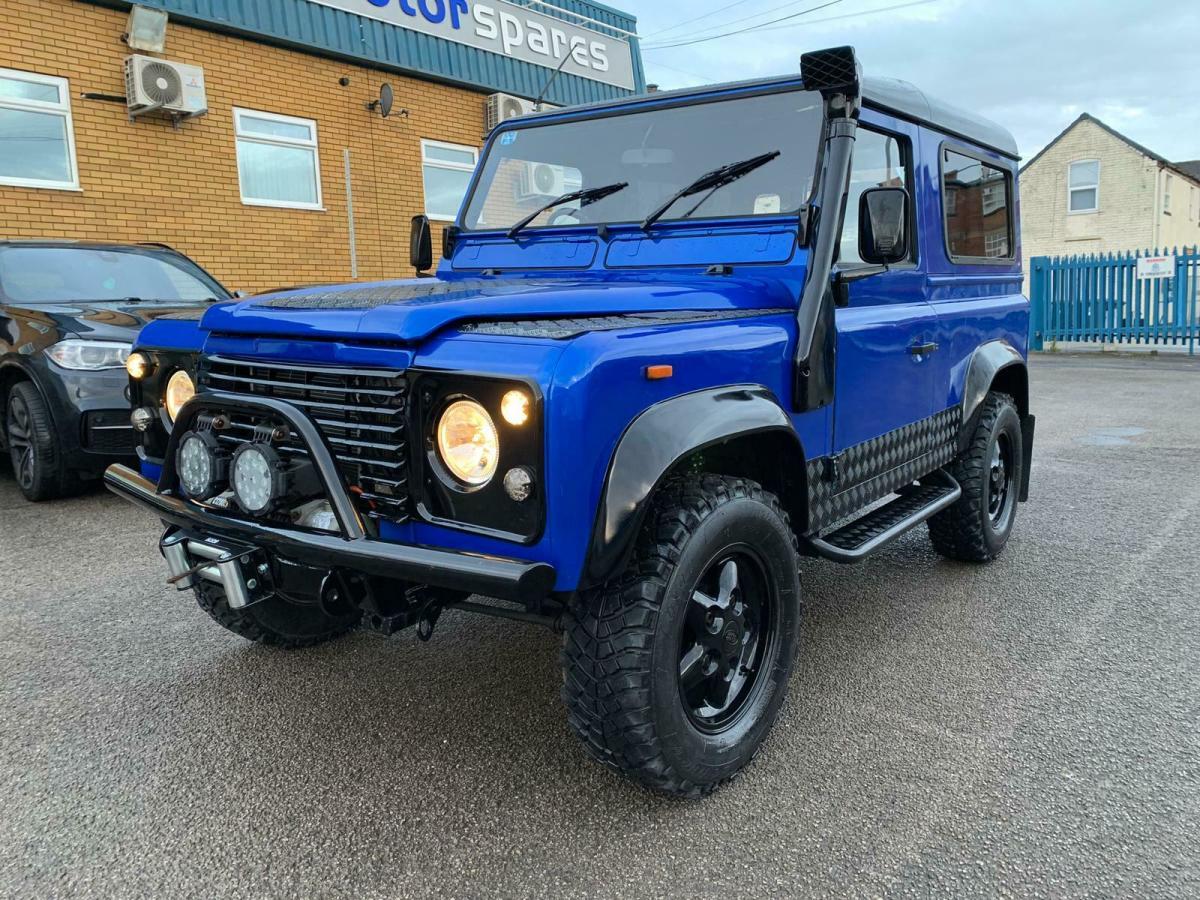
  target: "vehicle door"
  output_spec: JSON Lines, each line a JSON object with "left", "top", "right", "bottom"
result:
{"left": 832, "top": 119, "right": 939, "bottom": 455}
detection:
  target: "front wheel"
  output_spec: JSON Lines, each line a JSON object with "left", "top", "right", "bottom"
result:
{"left": 562, "top": 475, "right": 802, "bottom": 798}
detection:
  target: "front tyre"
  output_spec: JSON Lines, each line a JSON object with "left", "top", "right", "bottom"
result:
{"left": 928, "top": 391, "right": 1023, "bottom": 562}
{"left": 562, "top": 475, "right": 802, "bottom": 798}
{"left": 194, "top": 580, "right": 359, "bottom": 649}
{"left": 6, "top": 381, "right": 80, "bottom": 502}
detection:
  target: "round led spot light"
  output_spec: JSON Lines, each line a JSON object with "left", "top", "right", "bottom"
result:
{"left": 500, "top": 389, "right": 531, "bottom": 427}
{"left": 436, "top": 399, "right": 500, "bottom": 486}
{"left": 125, "top": 351, "right": 152, "bottom": 380}
{"left": 176, "top": 430, "right": 226, "bottom": 500}
{"left": 231, "top": 443, "right": 286, "bottom": 516}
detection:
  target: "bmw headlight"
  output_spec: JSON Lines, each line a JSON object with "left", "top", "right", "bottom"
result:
{"left": 436, "top": 399, "right": 499, "bottom": 486}
{"left": 164, "top": 369, "right": 195, "bottom": 422}
{"left": 45, "top": 340, "right": 131, "bottom": 370}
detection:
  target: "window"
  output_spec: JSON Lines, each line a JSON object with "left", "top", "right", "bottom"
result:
{"left": 234, "top": 108, "right": 322, "bottom": 209}
{"left": 1163, "top": 173, "right": 1172, "bottom": 214}
{"left": 840, "top": 127, "right": 910, "bottom": 266}
{"left": 463, "top": 90, "right": 823, "bottom": 233}
{"left": 1067, "top": 159, "right": 1099, "bottom": 213}
{"left": 942, "top": 148, "right": 1013, "bottom": 261}
{"left": 0, "top": 245, "right": 225, "bottom": 303}
{"left": 422, "top": 140, "right": 479, "bottom": 222}
{"left": 0, "top": 68, "right": 78, "bottom": 190}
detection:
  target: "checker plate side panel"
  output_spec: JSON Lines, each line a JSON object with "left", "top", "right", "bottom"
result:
{"left": 806, "top": 406, "right": 961, "bottom": 535}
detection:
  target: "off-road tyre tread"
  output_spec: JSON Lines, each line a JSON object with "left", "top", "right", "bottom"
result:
{"left": 561, "top": 474, "right": 799, "bottom": 799}
{"left": 928, "top": 391, "right": 1017, "bottom": 562}
{"left": 194, "top": 580, "right": 355, "bottom": 649}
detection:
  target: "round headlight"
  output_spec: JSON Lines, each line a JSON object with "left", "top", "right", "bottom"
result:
{"left": 176, "top": 430, "right": 226, "bottom": 500}
{"left": 164, "top": 369, "right": 195, "bottom": 422}
{"left": 126, "top": 352, "right": 152, "bottom": 380}
{"left": 436, "top": 399, "right": 499, "bottom": 486}
{"left": 231, "top": 444, "right": 285, "bottom": 515}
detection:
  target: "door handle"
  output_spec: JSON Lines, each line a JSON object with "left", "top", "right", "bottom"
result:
{"left": 908, "top": 341, "right": 939, "bottom": 355}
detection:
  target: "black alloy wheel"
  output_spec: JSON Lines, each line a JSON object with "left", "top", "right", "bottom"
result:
{"left": 6, "top": 390, "right": 36, "bottom": 493}
{"left": 679, "top": 550, "right": 773, "bottom": 733}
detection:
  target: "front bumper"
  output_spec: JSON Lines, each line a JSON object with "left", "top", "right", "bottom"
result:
{"left": 105, "top": 463, "right": 555, "bottom": 601}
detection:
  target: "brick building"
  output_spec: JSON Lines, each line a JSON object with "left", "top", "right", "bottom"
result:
{"left": 0, "top": 0, "right": 643, "bottom": 293}
{"left": 1020, "top": 113, "right": 1200, "bottom": 278}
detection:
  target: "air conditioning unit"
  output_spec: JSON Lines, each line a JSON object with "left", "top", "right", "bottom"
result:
{"left": 518, "top": 162, "right": 567, "bottom": 201}
{"left": 124, "top": 55, "right": 208, "bottom": 119}
{"left": 486, "top": 93, "right": 536, "bottom": 132}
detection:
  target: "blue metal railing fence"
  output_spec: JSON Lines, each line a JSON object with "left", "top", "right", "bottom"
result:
{"left": 1029, "top": 247, "right": 1200, "bottom": 355}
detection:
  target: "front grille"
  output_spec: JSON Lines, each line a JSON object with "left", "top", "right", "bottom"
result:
{"left": 197, "top": 356, "right": 410, "bottom": 522}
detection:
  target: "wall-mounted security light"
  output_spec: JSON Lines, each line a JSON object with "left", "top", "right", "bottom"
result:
{"left": 124, "top": 5, "right": 169, "bottom": 54}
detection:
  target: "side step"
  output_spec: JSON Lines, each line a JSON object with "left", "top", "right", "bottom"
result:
{"left": 804, "top": 472, "right": 962, "bottom": 564}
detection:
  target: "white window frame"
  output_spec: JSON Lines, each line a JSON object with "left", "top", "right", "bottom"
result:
{"left": 421, "top": 139, "right": 479, "bottom": 223}
{"left": 233, "top": 107, "right": 323, "bottom": 211}
{"left": 0, "top": 67, "right": 79, "bottom": 191}
{"left": 1067, "top": 159, "right": 1099, "bottom": 214}
{"left": 1163, "top": 173, "right": 1173, "bottom": 215}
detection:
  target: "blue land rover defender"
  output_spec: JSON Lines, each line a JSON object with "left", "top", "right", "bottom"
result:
{"left": 109, "top": 48, "right": 1034, "bottom": 797}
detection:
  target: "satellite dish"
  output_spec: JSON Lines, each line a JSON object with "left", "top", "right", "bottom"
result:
{"left": 367, "top": 83, "right": 396, "bottom": 118}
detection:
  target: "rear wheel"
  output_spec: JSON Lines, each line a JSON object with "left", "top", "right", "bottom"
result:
{"left": 562, "top": 475, "right": 802, "bottom": 798}
{"left": 928, "top": 391, "right": 1022, "bottom": 561}
{"left": 194, "top": 580, "right": 359, "bottom": 649}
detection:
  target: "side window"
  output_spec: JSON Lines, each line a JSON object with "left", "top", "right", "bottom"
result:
{"left": 942, "top": 148, "right": 1013, "bottom": 261}
{"left": 840, "top": 128, "right": 909, "bottom": 266}
{"left": 0, "top": 68, "right": 79, "bottom": 191}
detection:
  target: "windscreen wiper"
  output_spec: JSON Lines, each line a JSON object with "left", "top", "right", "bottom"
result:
{"left": 507, "top": 181, "right": 628, "bottom": 240}
{"left": 640, "top": 150, "right": 781, "bottom": 231}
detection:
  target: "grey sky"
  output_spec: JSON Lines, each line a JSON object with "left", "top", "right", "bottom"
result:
{"left": 621, "top": 0, "right": 1200, "bottom": 164}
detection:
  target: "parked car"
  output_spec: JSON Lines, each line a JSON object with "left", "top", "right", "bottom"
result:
{"left": 0, "top": 240, "right": 230, "bottom": 500}
{"left": 107, "top": 48, "right": 1034, "bottom": 797}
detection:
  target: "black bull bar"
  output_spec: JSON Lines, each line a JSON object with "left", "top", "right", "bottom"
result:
{"left": 103, "top": 391, "right": 556, "bottom": 602}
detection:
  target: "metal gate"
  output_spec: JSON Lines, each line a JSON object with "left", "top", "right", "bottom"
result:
{"left": 1029, "top": 248, "right": 1200, "bottom": 354}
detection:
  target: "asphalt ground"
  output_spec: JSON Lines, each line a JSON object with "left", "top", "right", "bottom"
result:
{"left": 1, "top": 353, "right": 1198, "bottom": 898}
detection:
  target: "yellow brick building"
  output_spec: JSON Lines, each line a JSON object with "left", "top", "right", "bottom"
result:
{"left": 0, "top": 0, "right": 642, "bottom": 293}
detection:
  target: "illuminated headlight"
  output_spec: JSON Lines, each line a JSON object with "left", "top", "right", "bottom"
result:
{"left": 45, "top": 339, "right": 131, "bottom": 370}
{"left": 125, "top": 352, "right": 152, "bottom": 380}
{"left": 231, "top": 444, "right": 286, "bottom": 515}
{"left": 436, "top": 399, "right": 499, "bottom": 486}
{"left": 176, "top": 430, "right": 226, "bottom": 500}
{"left": 164, "top": 369, "right": 195, "bottom": 422}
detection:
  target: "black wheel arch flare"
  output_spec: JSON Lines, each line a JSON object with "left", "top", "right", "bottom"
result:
{"left": 580, "top": 385, "right": 808, "bottom": 589}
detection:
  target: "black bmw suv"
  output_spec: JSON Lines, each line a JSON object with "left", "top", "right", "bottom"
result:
{"left": 0, "top": 240, "right": 230, "bottom": 501}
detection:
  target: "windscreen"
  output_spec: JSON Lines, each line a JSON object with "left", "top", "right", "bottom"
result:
{"left": 0, "top": 246, "right": 226, "bottom": 303}
{"left": 463, "top": 89, "right": 823, "bottom": 233}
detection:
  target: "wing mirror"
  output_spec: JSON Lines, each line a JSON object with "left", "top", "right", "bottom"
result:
{"left": 858, "top": 186, "right": 909, "bottom": 265}
{"left": 410, "top": 214, "right": 433, "bottom": 275}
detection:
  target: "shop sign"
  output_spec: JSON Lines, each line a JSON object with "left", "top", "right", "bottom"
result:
{"left": 309, "top": 0, "right": 636, "bottom": 90}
